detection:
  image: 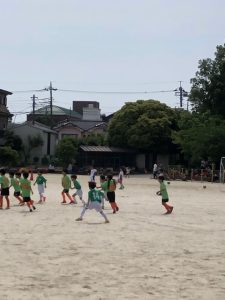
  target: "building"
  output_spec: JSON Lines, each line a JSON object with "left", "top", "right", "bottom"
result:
{"left": 27, "top": 105, "right": 82, "bottom": 125}
{"left": 54, "top": 120, "right": 107, "bottom": 140}
{"left": 10, "top": 121, "right": 57, "bottom": 162}
{"left": 0, "top": 89, "right": 13, "bottom": 130}
{"left": 78, "top": 146, "right": 136, "bottom": 169}
{"left": 73, "top": 101, "right": 101, "bottom": 121}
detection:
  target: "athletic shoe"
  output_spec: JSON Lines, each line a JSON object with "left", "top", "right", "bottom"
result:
{"left": 116, "top": 207, "right": 119, "bottom": 211}
{"left": 169, "top": 207, "right": 173, "bottom": 213}
{"left": 76, "top": 217, "right": 83, "bottom": 221}
{"left": 37, "top": 200, "right": 42, "bottom": 204}
{"left": 30, "top": 209, "right": 33, "bottom": 212}
{"left": 43, "top": 197, "right": 46, "bottom": 202}
{"left": 113, "top": 210, "right": 116, "bottom": 214}
{"left": 61, "top": 201, "right": 66, "bottom": 204}
{"left": 69, "top": 201, "right": 75, "bottom": 204}
{"left": 105, "top": 220, "right": 110, "bottom": 223}
{"left": 33, "top": 206, "right": 36, "bottom": 210}
{"left": 5, "top": 207, "right": 10, "bottom": 209}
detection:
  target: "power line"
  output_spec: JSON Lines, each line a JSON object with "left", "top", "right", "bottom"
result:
{"left": 57, "top": 88, "right": 175, "bottom": 94}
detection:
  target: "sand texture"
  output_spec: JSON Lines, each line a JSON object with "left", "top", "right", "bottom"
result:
{"left": 1, "top": 174, "right": 225, "bottom": 300}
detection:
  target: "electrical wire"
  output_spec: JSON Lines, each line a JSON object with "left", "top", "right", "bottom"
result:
{"left": 57, "top": 89, "right": 175, "bottom": 94}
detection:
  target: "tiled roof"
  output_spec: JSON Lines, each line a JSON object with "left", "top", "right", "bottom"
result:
{"left": 33, "top": 105, "right": 82, "bottom": 119}
{"left": 80, "top": 146, "right": 135, "bottom": 153}
{"left": 54, "top": 120, "right": 106, "bottom": 131}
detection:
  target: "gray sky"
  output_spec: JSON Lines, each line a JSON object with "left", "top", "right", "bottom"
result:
{"left": 1, "top": 0, "right": 225, "bottom": 122}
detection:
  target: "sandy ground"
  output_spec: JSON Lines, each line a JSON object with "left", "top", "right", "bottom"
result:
{"left": 1, "top": 174, "right": 225, "bottom": 300}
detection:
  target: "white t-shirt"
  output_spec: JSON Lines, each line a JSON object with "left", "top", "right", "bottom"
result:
{"left": 153, "top": 164, "right": 158, "bottom": 172}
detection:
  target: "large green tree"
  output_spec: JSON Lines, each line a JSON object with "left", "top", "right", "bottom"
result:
{"left": 56, "top": 137, "right": 79, "bottom": 166}
{"left": 189, "top": 44, "right": 225, "bottom": 116}
{"left": 172, "top": 112, "right": 225, "bottom": 165}
{"left": 107, "top": 100, "right": 177, "bottom": 153}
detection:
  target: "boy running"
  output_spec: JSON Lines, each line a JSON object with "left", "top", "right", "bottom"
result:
{"left": 34, "top": 170, "right": 47, "bottom": 204}
{"left": 157, "top": 175, "right": 173, "bottom": 214}
{"left": 9, "top": 172, "right": 23, "bottom": 205}
{"left": 20, "top": 172, "right": 36, "bottom": 212}
{"left": 61, "top": 169, "right": 74, "bottom": 204}
{"left": 0, "top": 169, "right": 10, "bottom": 209}
{"left": 76, "top": 181, "right": 109, "bottom": 223}
{"left": 71, "top": 174, "right": 85, "bottom": 205}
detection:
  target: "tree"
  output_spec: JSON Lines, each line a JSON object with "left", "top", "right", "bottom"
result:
{"left": 3, "top": 130, "right": 23, "bottom": 153}
{"left": 56, "top": 137, "right": 79, "bottom": 166}
{"left": 24, "top": 134, "right": 44, "bottom": 163}
{"left": 107, "top": 100, "right": 177, "bottom": 153}
{"left": 189, "top": 44, "right": 225, "bottom": 116}
{"left": 0, "top": 146, "right": 20, "bottom": 167}
{"left": 172, "top": 112, "right": 225, "bottom": 165}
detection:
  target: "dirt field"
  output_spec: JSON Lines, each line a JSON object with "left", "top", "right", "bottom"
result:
{"left": 1, "top": 174, "right": 225, "bottom": 300}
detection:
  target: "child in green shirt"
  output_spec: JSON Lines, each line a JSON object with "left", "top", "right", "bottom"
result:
{"left": 20, "top": 172, "right": 36, "bottom": 212}
{"left": 0, "top": 169, "right": 10, "bottom": 209}
{"left": 34, "top": 170, "right": 47, "bottom": 203}
{"left": 71, "top": 175, "right": 85, "bottom": 205}
{"left": 157, "top": 175, "right": 173, "bottom": 214}
{"left": 76, "top": 181, "right": 109, "bottom": 223}
{"left": 9, "top": 172, "right": 23, "bottom": 205}
{"left": 61, "top": 169, "right": 74, "bottom": 204}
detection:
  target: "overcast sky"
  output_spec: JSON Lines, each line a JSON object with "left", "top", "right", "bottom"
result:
{"left": 1, "top": 0, "right": 225, "bottom": 122}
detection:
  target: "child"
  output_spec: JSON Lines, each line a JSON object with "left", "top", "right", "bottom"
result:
{"left": 20, "top": 172, "right": 36, "bottom": 212}
{"left": 9, "top": 172, "right": 23, "bottom": 205}
{"left": 0, "top": 169, "right": 10, "bottom": 209}
{"left": 34, "top": 170, "right": 47, "bottom": 204}
{"left": 118, "top": 168, "right": 125, "bottom": 189}
{"left": 89, "top": 166, "right": 97, "bottom": 182}
{"left": 157, "top": 175, "right": 173, "bottom": 214}
{"left": 61, "top": 169, "right": 74, "bottom": 204}
{"left": 97, "top": 174, "right": 108, "bottom": 209}
{"left": 70, "top": 175, "right": 85, "bottom": 206}
{"left": 76, "top": 181, "right": 109, "bottom": 223}
{"left": 102, "top": 174, "right": 119, "bottom": 214}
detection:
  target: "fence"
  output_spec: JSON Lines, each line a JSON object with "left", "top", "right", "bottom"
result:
{"left": 164, "top": 166, "right": 220, "bottom": 182}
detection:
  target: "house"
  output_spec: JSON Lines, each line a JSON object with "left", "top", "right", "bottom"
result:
{"left": 53, "top": 120, "right": 107, "bottom": 140}
{"left": 10, "top": 121, "right": 57, "bottom": 162}
{"left": 27, "top": 105, "right": 82, "bottom": 125}
{"left": 0, "top": 89, "right": 13, "bottom": 130}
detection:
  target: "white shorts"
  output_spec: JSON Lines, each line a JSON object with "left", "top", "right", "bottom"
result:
{"left": 73, "top": 189, "right": 83, "bottom": 198}
{"left": 38, "top": 184, "right": 45, "bottom": 195}
{"left": 87, "top": 202, "right": 102, "bottom": 212}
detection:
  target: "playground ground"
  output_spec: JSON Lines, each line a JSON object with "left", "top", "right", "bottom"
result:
{"left": 1, "top": 174, "right": 225, "bottom": 300}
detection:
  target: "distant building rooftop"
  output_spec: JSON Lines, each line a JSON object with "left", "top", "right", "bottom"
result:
{"left": 80, "top": 146, "right": 135, "bottom": 153}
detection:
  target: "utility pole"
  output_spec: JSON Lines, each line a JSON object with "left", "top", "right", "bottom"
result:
{"left": 31, "top": 94, "right": 38, "bottom": 125}
{"left": 175, "top": 81, "right": 188, "bottom": 108}
{"left": 45, "top": 81, "right": 57, "bottom": 116}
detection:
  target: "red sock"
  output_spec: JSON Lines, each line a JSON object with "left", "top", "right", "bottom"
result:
{"left": 163, "top": 203, "right": 172, "bottom": 211}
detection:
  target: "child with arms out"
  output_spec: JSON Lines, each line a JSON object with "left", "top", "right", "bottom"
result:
{"left": 76, "top": 181, "right": 109, "bottom": 223}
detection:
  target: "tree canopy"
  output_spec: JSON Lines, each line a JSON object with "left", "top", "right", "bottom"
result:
{"left": 107, "top": 100, "right": 177, "bottom": 153}
{"left": 189, "top": 44, "right": 225, "bottom": 117}
{"left": 172, "top": 112, "right": 225, "bottom": 165}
